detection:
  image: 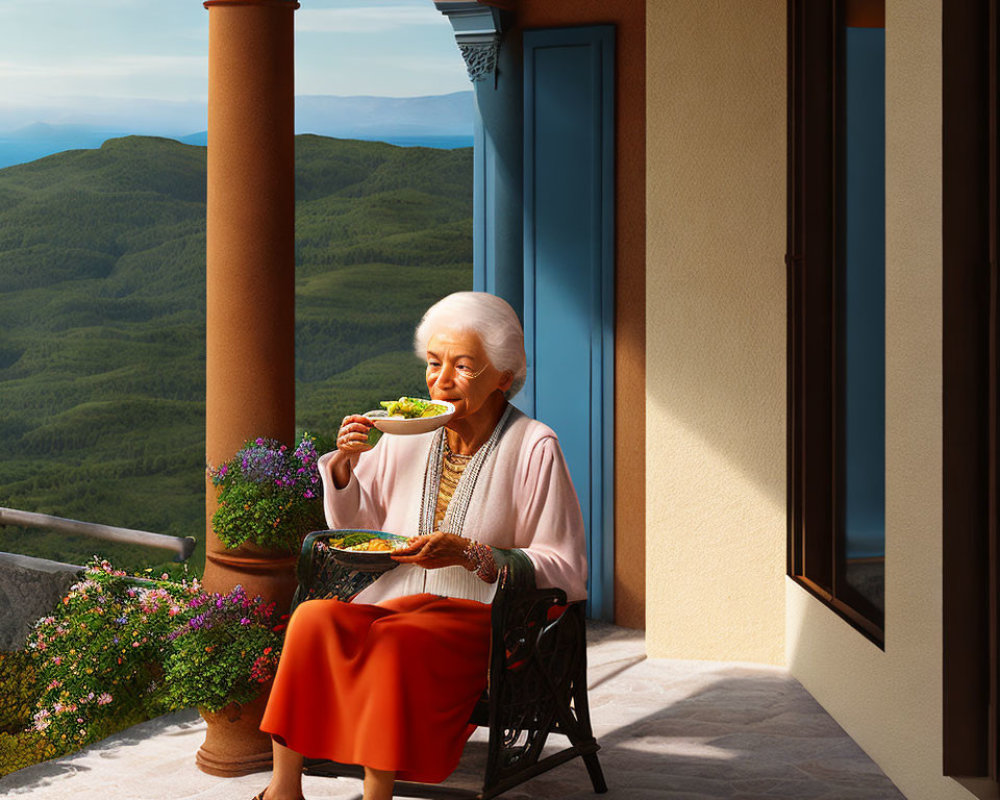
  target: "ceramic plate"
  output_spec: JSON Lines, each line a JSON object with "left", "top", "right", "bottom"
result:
{"left": 323, "top": 530, "right": 410, "bottom": 572}
{"left": 365, "top": 399, "right": 455, "bottom": 435}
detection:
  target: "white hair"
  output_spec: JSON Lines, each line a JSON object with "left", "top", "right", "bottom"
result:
{"left": 414, "top": 291, "right": 527, "bottom": 398}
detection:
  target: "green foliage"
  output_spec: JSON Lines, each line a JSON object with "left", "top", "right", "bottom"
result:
{"left": 162, "top": 588, "right": 282, "bottom": 713}
{"left": 209, "top": 435, "right": 325, "bottom": 552}
{"left": 0, "top": 729, "right": 60, "bottom": 778}
{"left": 24, "top": 559, "right": 282, "bottom": 752}
{"left": 0, "top": 650, "right": 38, "bottom": 734}
{"left": 0, "top": 134, "right": 472, "bottom": 574}
{"left": 26, "top": 562, "right": 192, "bottom": 747}
{"left": 0, "top": 650, "right": 61, "bottom": 776}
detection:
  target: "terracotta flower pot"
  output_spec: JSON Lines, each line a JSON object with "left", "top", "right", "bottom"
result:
{"left": 196, "top": 529, "right": 304, "bottom": 776}
{"left": 204, "top": 539, "right": 302, "bottom": 617}
{"left": 195, "top": 683, "right": 274, "bottom": 777}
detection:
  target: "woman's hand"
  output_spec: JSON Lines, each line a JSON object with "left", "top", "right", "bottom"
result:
{"left": 322, "top": 414, "right": 375, "bottom": 489}
{"left": 336, "top": 414, "right": 375, "bottom": 455}
{"left": 391, "top": 532, "right": 469, "bottom": 570}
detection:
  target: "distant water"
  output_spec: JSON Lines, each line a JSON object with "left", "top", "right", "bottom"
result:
{"left": 355, "top": 134, "right": 472, "bottom": 150}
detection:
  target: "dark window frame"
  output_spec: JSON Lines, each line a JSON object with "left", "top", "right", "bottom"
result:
{"left": 787, "top": 0, "right": 885, "bottom": 647}
{"left": 941, "top": 0, "right": 998, "bottom": 780}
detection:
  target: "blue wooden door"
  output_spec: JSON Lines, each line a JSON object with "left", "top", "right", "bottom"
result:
{"left": 521, "top": 26, "right": 615, "bottom": 621}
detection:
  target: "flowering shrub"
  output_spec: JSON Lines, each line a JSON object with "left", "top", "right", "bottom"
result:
{"left": 210, "top": 433, "right": 325, "bottom": 551}
{"left": 0, "top": 650, "right": 59, "bottom": 777}
{"left": 163, "top": 585, "right": 282, "bottom": 713}
{"left": 27, "top": 561, "right": 189, "bottom": 746}
{"left": 24, "top": 559, "right": 284, "bottom": 752}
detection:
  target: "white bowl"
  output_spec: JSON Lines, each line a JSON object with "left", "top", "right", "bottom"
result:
{"left": 365, "top": 400, "right": 455, "bottom": 435}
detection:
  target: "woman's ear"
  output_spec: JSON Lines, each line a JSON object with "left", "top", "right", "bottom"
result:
{"left": 498, "top": 370, "right": 514, "bottom": 392}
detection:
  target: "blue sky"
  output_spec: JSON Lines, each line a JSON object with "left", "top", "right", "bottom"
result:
{"left": 0, "top": 0, "right": 468, "bottom": 108}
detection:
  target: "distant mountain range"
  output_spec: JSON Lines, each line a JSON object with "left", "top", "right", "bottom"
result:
{"left": 0, "top": 92, "right": 474, "bottom": 169}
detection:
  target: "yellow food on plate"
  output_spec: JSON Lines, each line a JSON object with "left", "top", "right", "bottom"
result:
{"left": 346, "top": 538, "right": 399, "bottom": 552}
{"left": 329, "top": 533, "right": 405, "bottom": 552}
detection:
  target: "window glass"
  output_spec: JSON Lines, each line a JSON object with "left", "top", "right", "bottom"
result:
{"left": 841, "top": 19, "right": 886, "bottom": 617}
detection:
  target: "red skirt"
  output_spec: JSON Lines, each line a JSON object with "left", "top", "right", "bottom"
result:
{"left": 259, "top": 593, "right": 492, "bottom": 783}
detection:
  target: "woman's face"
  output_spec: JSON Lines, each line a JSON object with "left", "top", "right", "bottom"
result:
{"left": 425, "top": 329, "right": 511, "bottom": 420}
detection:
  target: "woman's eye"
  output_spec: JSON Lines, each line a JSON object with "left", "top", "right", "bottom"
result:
{"left": 457, "top": 364, "right": 473, "bottom": 373}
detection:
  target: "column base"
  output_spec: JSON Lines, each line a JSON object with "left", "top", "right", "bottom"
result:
{"left": 196, "top": 743, "right": 273, "bottom": 777}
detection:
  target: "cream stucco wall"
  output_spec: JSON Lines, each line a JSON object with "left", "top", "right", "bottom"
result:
{"left": 645, "top": 0, "right": 786, "bottom": 664}
{"left": 784, "top": 3, "right": 995, "bottom": 799}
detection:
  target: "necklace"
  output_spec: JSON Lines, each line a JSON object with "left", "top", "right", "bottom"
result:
{"left": 418, "top": 404, "right": 513, "bottom": 537}
{"left": 436, "top": 443, "right": 471, "bottom": 530}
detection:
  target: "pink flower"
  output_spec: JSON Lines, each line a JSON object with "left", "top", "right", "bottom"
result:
{"left": 32, "top": 710, "right": 51, "bottom": 732}
{"left": 96, "top": 693, "right": 113, "bottom": 706}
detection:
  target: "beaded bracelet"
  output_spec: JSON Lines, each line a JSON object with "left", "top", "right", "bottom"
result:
{"left": 463, "top": 540, "right": 499, "bottom": 584}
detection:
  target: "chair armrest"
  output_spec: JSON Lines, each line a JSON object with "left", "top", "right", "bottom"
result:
{"left": 487, "top": 548, "right": 572, "bottom": 692}
{"left": 289, "top": 530, "right": 380, "bottom": 613}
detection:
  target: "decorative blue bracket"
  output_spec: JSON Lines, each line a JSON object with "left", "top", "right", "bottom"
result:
{"left": 434, "top": 1, "right": 508, "bottom": 83}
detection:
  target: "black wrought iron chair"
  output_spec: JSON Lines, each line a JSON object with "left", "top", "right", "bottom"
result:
{"left": 288, "top": 530, "right": 608, "bottom": 800}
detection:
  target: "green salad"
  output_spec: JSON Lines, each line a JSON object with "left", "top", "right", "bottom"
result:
{"left": 380, "top": 397, "right": 448, "bottom": 419}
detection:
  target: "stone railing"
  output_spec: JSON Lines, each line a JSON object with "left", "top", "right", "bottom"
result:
{"left": 0, "top": 507, "right": 196, "bottom": 650}
{"left": 0, "top": 552, "right": 82, "bottom": 650}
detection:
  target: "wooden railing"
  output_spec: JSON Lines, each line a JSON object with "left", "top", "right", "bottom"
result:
{"left": 0, "top": 506, "right": 196, "bottom": 562}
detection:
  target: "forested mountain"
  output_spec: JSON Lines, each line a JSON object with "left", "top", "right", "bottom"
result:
{"left": 0, "top": 135, "right": 472, "bottom": 574}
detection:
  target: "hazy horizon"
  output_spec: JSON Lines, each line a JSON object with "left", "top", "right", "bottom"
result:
{"left": 0, "top": 1, "right": 469, "bottom": 108}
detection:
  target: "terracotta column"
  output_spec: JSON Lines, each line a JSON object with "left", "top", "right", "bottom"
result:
{"left": 199, "top": 0, "right": 299, "bottom": 777}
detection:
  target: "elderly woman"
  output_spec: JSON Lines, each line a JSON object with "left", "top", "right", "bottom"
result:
{"left": 254, "top": 291, "right": 587, "bottom": 800}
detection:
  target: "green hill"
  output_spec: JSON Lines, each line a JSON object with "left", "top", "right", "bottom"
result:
{"left": 0, "top": 135, "right": 472, "bottom": 576}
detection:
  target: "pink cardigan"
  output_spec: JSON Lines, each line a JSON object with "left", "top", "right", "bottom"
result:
{"left": 318, "top": 407, "right": 588, "bottom": 604}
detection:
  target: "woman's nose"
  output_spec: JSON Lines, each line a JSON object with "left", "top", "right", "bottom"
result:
{"left": 436, "top": 362, "right": 456, "bottom": 385}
